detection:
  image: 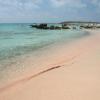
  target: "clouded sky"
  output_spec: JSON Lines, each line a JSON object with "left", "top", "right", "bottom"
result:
{"left": 0, "top": 0, "right": 100, "bottom": 23}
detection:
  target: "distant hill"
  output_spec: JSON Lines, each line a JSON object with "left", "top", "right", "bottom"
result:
{"left": 60, "top": 21, "right": 100, "bottom": 24}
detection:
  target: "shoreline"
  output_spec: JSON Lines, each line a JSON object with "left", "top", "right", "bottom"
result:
{"left": 0, "top": 29, "right": 94, "bottom": 85}
{"left": 0, "top": 29, "right": 100, "bottom": 100}
{"left": 0, "top": 30, "right": 88, "bottom": 84}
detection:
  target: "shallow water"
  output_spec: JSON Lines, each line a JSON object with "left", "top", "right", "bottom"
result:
{"left": 0, "top": 23, "right": 89, "bottom": 71}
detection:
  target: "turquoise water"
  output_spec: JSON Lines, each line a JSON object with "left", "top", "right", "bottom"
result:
{"left": 0, "top": 23, "right": 88, "bottom": 62}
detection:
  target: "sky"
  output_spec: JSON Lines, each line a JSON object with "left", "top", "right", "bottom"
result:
{"left": 0, "top": 0, "right": 100, "bottom": 23}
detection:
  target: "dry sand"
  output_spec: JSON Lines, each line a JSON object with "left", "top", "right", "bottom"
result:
{"left": 0, "top": 29, "right": 100, "bottom": 100}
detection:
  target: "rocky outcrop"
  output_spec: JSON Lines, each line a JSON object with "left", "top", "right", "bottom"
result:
{"left": 30, "top": 24, "right": 70, "bottom": 30}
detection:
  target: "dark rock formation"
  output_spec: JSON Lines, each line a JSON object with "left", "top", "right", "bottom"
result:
{"left": 80, "top": 25, "right": 94, "bottom": 29}
{"left": 96, "top": 26, "right": 100, "bottom": 28}
{"left": 49, "top": 25, "right": 55, "bottom": 30}
{"left": 62, "top": 24, "right": 70, "bottom": 29}
{"left": 62, "top": 27, "right": 70, "bottom": 29}
{"left": 30, "top": 24, "right": 63, "bottom": 30}
{"left": 30, "top": 24, "right": 48, "bottom": 29}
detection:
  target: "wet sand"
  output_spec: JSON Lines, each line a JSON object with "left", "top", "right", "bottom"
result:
{"left": 0, "top": 29, "right": 100, "bottom": 100}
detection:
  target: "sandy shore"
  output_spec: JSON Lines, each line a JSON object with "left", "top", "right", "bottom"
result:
{"left": 0, "top": 29, "right": 100, "bottom": 100}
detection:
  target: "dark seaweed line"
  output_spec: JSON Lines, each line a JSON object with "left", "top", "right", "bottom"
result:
{"left": 0, "top": 55, "right": 78, "bottom": 93}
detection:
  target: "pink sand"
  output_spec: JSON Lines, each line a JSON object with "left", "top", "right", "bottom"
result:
{"left": 0, "top": 29, "right": 100, "bottom": 100}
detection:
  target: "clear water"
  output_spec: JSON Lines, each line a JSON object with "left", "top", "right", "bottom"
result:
{"left": 0, "top": 23, "right": 88, "bottom": 62}
{"left": 0, "top": 23, "right": 90, "bottom": 82}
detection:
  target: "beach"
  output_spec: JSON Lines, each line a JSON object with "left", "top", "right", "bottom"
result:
{"left": 0, "top": 29, "right": 100, "bottom": 100}
{"left": 0, "top": 24, "right": 88, "bottom": 84}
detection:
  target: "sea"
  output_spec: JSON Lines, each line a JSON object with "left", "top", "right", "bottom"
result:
{"left": 0, "top": 23, "right": 89, "bottom": 79}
